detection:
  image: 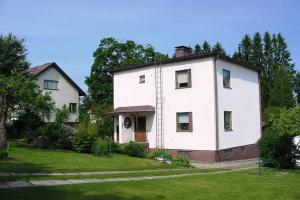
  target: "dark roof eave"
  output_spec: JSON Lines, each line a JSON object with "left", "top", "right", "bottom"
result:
{"left": 110, "top": 52, "right": 259, "bottom": 74}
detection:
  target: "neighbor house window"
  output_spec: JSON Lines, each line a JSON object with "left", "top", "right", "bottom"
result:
{"left": 223, "top": 69, "right": 231, "bottom": 88}
{"left": 176, "top": 69, "right": 191, "bottom": 88}
{"left": 139, "top": 75, "right": 145, "bottom": 83}
{"left": 224, "top": 111, "right": 232, "bottom": 131}
{"left": 44, "top": 80, "right": 58, "bottom": 90}
{"left": 69, "top": 103, "right": 77, "bottom": 113}
{"left": 176, "top": 112, "right": 193, "bottom": 131}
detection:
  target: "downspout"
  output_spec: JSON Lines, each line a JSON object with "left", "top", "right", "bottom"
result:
{"left": 213, "top": 55, "right": 220, "bottom": 161}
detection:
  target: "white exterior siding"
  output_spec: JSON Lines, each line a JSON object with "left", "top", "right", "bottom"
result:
{"left": 35, "top": 67, "right": 80, "bottom": 122}
{"left": 162, "top": 58, "right": 216, "bottom": 150}
{"left": 216, "top": 59, "right": 261, "bottom": 149}
{"left": 114, "top": 58, "right": 217, "bottom": 150}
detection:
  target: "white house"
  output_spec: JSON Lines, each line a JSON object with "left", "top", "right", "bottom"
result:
{"left": 29, "top": 62, "right": 86, "bottom": 123}
{"left": 109, "top": 46, "right": 262, "bottom": 162}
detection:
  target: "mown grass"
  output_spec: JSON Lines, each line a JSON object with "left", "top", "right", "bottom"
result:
{"left": 0, "top": 168, "right": 226, "bottom": 182}
{"left": 1, "top": 168, "right": 299, "bottom": 200}
{"left": 0, "top": 143, "right": 175, "bottom": 173}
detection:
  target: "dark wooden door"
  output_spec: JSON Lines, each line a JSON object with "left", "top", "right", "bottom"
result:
{"left": 135, "top": 116, "right": 146, "bottom": 142}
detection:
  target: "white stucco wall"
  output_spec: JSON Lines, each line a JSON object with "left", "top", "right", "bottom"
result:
{"left": 113, "top": 57, "right": 261, "bottom": 151}
{"left": 114, "top": 58, "right": 217, "bottom": 150}
{"left": 216, "top": 60, "right": 261, "bottom": 149}
{"left": 35, "top": 67, "right": 80, "bottom": 122}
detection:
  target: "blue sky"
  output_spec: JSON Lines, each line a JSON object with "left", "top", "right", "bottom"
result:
{"left": 1, "top": 0, "right": 299, "bottom": 91}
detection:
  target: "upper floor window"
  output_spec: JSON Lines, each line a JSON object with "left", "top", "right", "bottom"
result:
{"left": 222, "top": 69, "right": 231, "bottom": 88}
{"left": 139, "top": 75, "right": 145, "bottom": 84}
{"left": 176, "top": 69, "right": 191, "bottom": 89}
{"left": 224, "top": 111, "right": 232, "bottom": 131}
{"left": 44, "top": 80, "right": 58, "bottom": 90}
{"left": 69, "top": 103, "right": 77, "bottom": 113}
{"left": 176, "top": 112, "right": 193, "bottom": 132}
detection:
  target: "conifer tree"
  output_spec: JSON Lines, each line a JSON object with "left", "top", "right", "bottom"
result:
{"left": 212, "top": 42, "right": 226, "bottom": 56}
{"left": 194, "top": 44, "right": 202, "bottom": 54}
{"left": 202, "top": 41, "right": 211, "bottom": 53}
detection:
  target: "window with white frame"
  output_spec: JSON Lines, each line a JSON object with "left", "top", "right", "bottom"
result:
{"left": 176, "top": 69, "right": 191, "bottom": 88}
{"left": 44, "top": 80, "right": 58, "bottom": 90}
{"left": 176, "top": 112, "right": 193, "bottom": 131}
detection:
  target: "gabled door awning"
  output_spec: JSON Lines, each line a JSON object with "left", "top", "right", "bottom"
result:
{"left": 106, "top": 105, "right": 155, "bottom": 115}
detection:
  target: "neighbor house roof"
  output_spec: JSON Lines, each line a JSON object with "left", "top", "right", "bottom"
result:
{"left": 28, "top": 62, "right": 86, "bottom": 96}
{"left": 106, "top": 105, "right": 155, "bottom": 115}
{"left": 110, "top": 52, "right": 259, "bottom": 73}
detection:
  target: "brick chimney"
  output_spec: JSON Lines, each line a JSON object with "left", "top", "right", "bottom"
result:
{"left": 175, "top": 46, "right": 192, "bottom": 58}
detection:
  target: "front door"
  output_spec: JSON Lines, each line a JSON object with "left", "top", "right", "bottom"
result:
{"left": 135, "top": 116, "right": 146, "bottom": 142}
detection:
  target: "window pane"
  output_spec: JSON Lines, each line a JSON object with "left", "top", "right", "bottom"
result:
{"left": 224, "top": 111, "right": 232, "bottom": 130}
{"left": 178, "top": 113, "right": 189, "bottom": 123}
{"left": 44, "top": 80, "right": 58, "bottom": 90}
{"left": 223, "top": 69, "right": 230, "bottom": 88}
{"left": 139, "top": 75, "right": 145, "bottom": 83}
{"left": 177, "top": 71, "right": 188, "bottom": 83}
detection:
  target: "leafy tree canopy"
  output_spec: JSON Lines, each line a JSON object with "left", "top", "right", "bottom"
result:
{"left": 0, "top": 33, "right": 53, "bottom": 149}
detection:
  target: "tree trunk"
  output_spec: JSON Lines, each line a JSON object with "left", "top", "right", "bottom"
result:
{"left": 0, "top": 111, "right": 7, "bottom": 149}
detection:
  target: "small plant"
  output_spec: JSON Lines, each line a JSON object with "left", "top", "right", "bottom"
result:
{"left": 72, "top": 132, "right": 96, "bottom": 153}
{"left": 124, "top": 142, "right": 146, "bottom": 158}
{"left": 148, "top": 149, "right": 173, "bottom": 160}
{"left": 172, "top": 156, "right": 192, "bottom": 167}
{"left": 94, "top": 140, "right": 111, "bottom": 156}
{"left": 0, "top": 149, "right": 8, "bottom": 160}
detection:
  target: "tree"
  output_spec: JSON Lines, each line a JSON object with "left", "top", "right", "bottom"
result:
{"left": 238, "top": 34, "right": 252, "bottom": 64}
{"left": 212, "top": 42, "right": 226, "bottom": 56}
{"left": 0, "top": 34, "right": 53, "bottom": 149}
{"left": 194, "top": 44, "right": 202, "bottom": 54}
{"left": 85, "top": 37, "right": 168, "bottom": 138}
{"left": 85, "top": 37, "right": 168, "bottom": 106}
{"left": 202, "top": 41, "right": 211, "bottom": 53}
{"left": 294, "top": 72, "right": 300, "bottom": 104}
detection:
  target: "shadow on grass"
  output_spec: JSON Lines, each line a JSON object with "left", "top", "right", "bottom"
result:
{"left": 0, "top": 184, "right": 166, "bottom": 200}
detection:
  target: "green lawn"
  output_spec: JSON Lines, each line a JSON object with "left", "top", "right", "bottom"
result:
{"left": 0, "top": 143, "right": 174, "bottom": 173}
{"left": 1, "top": 169, "right": 300, "bottom": 200}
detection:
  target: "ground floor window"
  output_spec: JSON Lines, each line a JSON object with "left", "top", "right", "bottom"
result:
{"left": 176, "top": 112, "right": 193, "bottom": 132}
{"left": 224, "top": 111, "right": 232, "bottom": 131}
{"left": 69, "top": 103, "right": 77, "bottom": 113}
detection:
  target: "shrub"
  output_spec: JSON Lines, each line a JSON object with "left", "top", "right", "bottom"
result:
{"left": 94, "top": 140, "right": 111, "bottom": 156}
{"left": 124, "top": 142, "right": 146, "bottom": 158}
{"left": 148, "top": 149, "right": 173, "bottom": 160}
{"left": 72, "top": 132, "right": 96, "bottom": 153}
{"left": 172, "top": 156, "right": 192, "bottom": 167}
{"left": 258, "top": 130, "right": 300, "bottom": 169}
{"left": 0, "top": 148, "right": 8, "bottom": 160}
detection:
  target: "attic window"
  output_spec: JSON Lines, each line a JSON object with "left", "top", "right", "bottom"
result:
{"left": 44, "top": 80, "right": 58, "bottom": 90}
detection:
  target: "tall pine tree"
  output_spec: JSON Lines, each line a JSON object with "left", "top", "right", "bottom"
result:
{"left": 212, "top": 42, "right": 226, "bottom": 56}
{"left": 202, "top": 41, "right": 211, "bottom": 53}
{"left": 194, "top": 44, "right": 202, "bottom": 54}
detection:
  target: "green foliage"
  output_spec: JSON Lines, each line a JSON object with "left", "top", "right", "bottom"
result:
{"left": 212, "top": 42, "right": 227, "bottom": 56}
{"left": 172, "top": 156, "right": 192, "bottom": 167}
{"left": 85, "top": 37, "right": 168, "bottom": 106}
{"left": 93, "top": 139, "right": 111, "bottom": 156}
{"left": 202, "top": 41, "right": 211, "bottom": 53}
{"left": 294, "top": 72, "right": 300, "bottom": 104}
{"left": 194, "top": 44, "right": 202, "bottom": 54}
{"left": 234, "top": 32, "right": 296, "bottom": 109}
{"left": 55, "top": 105, "right": 69, "bottom": 124}
{"left": 263, "top": 106, "right": 286, "bottom": 127}
{"left": 148, "top": 149, "right": 173, "bottom": 160}
{"left": 92, "top": 104, "right": 114, "bottom": 138}
{"left": 271, "top": 106, "right": 300, "bottom": 137}
{"left": 258, "top": 130, "right": 299, "bottom": 169}
{"left": 124, "top": 143, "right": 147, "bottom": 158}
{"left": 0, "top": 33, "right": 54, "bottom": 149}
{"left": 0, "top": 148, "right": 8, "bottom": 159}
{"left": 72, "top": 117, "right": 97, "bottom": 153}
